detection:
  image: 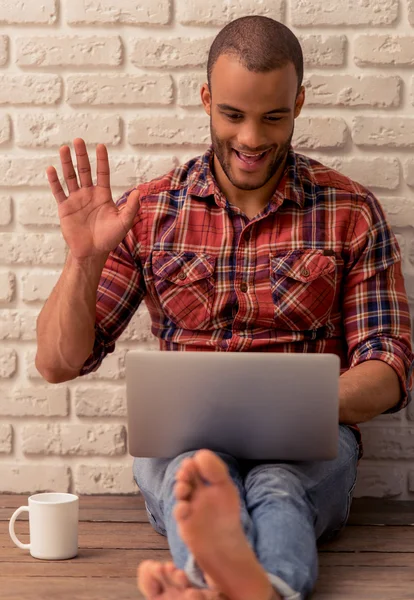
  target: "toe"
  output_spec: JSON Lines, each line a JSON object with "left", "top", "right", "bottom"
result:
{"left": 175, "top": 480, "right": 193, "bottom": 500}
{"left": 176, "top": 457, "right": 198, "bottom": 484}
{"left": 184, "top": 589, "right": 206, "bottom": 600}
{"left": 193, "top": 450, "right": 229, "bottom": 485}
{"left": 137, "top": 560, "right": 163, "bottom": 597}
{"left": 172, "top": 568, "right": 192, "bottom": 589}
{"left": 173, "top": 499, "right": 192, "bottom": 521}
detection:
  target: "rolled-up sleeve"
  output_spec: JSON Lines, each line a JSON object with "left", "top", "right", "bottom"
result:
{"left": 343, "top": 193, "right": 414, "bottom": 412}
{"left": 79, "top": 188, "right": 147, "bottom": 376}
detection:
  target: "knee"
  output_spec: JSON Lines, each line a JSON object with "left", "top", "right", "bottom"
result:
{"left": 245, "top": 465, "right": 305, "bottom": 498}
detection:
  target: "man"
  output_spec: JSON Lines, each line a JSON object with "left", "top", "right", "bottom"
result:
{"left": 36, "top": 16, "right": 414, "bottom": 600}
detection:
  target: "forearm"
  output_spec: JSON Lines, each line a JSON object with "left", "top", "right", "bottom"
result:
{"left": 35, "top": 251, "right": 108, "bottom": 383}
{"left": 339, "top": 359, "right": 401, "bottom": 424}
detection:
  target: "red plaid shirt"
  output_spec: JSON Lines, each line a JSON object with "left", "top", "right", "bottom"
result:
{"left": 80, "top": 146, "right": 414, "bottom": 458}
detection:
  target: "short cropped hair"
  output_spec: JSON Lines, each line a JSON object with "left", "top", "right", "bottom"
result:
{"left": 207, "top": 16, "right": 303, "bottom": 94}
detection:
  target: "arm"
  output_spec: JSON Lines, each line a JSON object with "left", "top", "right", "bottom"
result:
{"left": 341, "top": 194, "right": 414, "bottom": 424}
{"left": 339, "top": 359, "right": 400, "bottom": 424}
{"left": 35, "top": 252, "right": 108, "bottom": 383}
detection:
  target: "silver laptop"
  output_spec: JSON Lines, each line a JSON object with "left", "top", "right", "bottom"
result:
{"left": 126, "top": 351, "right": 340, "bottom": 461}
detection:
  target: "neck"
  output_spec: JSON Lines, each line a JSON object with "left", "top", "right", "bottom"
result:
{"left": 212, "top": 153, "right": 288, "bottom": 219}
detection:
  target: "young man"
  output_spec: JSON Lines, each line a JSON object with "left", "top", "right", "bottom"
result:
{"left": 36, "top": 16, "right": 414, "bottom": 600}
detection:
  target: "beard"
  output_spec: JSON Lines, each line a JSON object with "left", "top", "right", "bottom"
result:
{"left": 210, "top": 121, "right": 293, "bottom": 191}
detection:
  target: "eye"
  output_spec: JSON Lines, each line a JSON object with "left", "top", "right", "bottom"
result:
{"left": 225, "top": 113, "right": 243, "bottom": 121}
{"left": 265, "top": 116, "right": 283, "bottom": 122}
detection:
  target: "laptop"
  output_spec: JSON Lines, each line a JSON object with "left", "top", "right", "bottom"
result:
{"left": 125, "top": 351, "right": 340, "bottom": 461}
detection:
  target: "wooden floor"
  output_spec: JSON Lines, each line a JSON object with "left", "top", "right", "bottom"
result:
{"left": 1, "top": 494, "right": 414, "bottom": 600}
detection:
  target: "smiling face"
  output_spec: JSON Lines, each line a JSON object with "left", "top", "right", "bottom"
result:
{"left": 201, "top": 54, "right": 305, "bottom": 193}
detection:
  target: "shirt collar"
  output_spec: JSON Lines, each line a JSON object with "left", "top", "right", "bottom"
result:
{"left": 187, "top": 145, "right": 305, "bottom": 209}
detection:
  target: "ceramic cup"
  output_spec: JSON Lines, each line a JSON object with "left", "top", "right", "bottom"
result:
{"left": 9, "top": 492, "right": 79, "bottom": 560}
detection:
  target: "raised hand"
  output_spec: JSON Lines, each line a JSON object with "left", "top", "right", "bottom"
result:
{"left": 46, "top": 138, "right": 140, "bottom": 260}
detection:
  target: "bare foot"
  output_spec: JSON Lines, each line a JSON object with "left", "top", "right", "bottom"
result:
{"left": 173, "top": 450, "right": 281, "bottom": 600}
{"left": 137, "top": 560, "right": 225, "bottom": 600}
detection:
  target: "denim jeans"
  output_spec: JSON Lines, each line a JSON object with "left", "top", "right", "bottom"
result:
{"left": 133, "top": 424, "right": 359, "bottom": 600}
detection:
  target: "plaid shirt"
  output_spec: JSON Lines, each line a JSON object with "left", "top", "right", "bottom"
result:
{"left": 80, "top": 146, "right": 414, "bottom": 458}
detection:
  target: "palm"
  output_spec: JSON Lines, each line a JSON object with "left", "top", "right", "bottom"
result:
{"left": 47, "top": 140, "right": 140, "bottom": 260}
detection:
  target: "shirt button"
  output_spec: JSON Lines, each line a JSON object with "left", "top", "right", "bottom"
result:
{"left": 301, "top": 268, "right": 310, "bottom": 278}
{"left": 240, "top": 282, "right": 248, "bottom": 293}
{"left": 178, "top": 272, "right": 187, "bottom": 280}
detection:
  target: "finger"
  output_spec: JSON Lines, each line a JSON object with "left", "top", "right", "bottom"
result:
{"left": 96, "top": 143, "right": 110, "bottom": 189}
{"left": 46, "top": 166, "right": 67, "bottom": 204}
{"left": 73, "top": 138, "right": 93, "bottom": 188}
{"left": 119, "top": 188, "right": 141, "bottom": 230}
{"left": 59, "top": 144, "right": 80, "bottom": 194}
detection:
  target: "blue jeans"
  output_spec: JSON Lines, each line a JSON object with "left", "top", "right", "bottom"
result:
{"left": 133, "top": 424, "right": 359, "bottom": 600}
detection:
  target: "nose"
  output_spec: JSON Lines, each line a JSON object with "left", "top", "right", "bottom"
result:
{"left": 237, "top": 121, "right": 267, "bottom": 152}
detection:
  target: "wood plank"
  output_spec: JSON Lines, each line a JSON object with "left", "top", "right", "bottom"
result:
{"left": 315, "top": 567, "right": 414, "bottom": 599}
{"left": 0, "top": 547, "right": 171, "bottom": 563}
{"left": 0, "top": 577, "right": 143, "bottom": 600}
{"left": 319, "top": 552, "right": 414, "bottom": 567}
{"left": 0, "top": 522, "right": 170, "bottom": 550}
{"left": 318, "top": 525, "right": 414, "bottom": 553}
{"left": 0, "top": 549, "right": 171, "bottom": 576}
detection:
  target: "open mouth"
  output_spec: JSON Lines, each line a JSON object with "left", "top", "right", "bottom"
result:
{"left": 233, "top": 148, "right": 270, "bottom": 166}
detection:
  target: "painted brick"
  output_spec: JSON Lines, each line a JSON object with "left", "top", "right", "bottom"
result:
{"left": 353, "top": 117, "right": 414, "bottom": 148}
{"left": 0, "top": 386, "right": 68, "bottom": 417}
{"left": 177, "top": 74, "right": 205, "bottom": 108}
{"left": 75, "top": 463, "right": 137, "bottom": 494}
{"left": 18, "top": 196, "right": 59, "bottom": 228}
{"left": 0, "top": 1, "right": 57, "bottom": 24}
{"left": 118, "top": 306, "right": 156, "bottom": 343}
{"left": 0, "top": 196, "right": 12, "bottom": 226}
{"left": 22, "top": 424, "right": 126, "bottom": 456}
{"left": 74, "top": 385, "right": 127, "bottom": 417}
{"left": 131, "top": 37, "right": 213, "bottom": 69}
{"left": 410, "top": 0, "right": 414, "bottom": 26}
{"left": 300, "top": 35, "right": 346, "bottom": 67}
{"left": 0, "top": 348, "right": 17, "bottom": 378}
{"left": 291, "top": 0, "right": 398, "bottom": 26}
{"left": 0, "top": 233, "right": 67, "bottom": 266}
{"left": 0, "top": 75, "right": 61, "bottom": 105}
{"left": 176, "top": 0, "right": 284, "bottom": 26}
{"left": 67, "top": 74, "right": 173, "bottom": 106}
{"left": 16, "top": 36, "right": 122, "bottom": 67}
{"left": 360, "top": 426, "right": 414, "bottom": 459}
{"left": 354, "top": 464, "right": 405, "bottom": 498}
{"left": 0, "top": 115, "right": 11, "bottom": 145}
{"left": 318, "top": 156, "right": 400, "bottom": 190}
{"left": 128, "top": 115, "right": 210, "bottom": 146}
{"left": 379, "top": 197, "right": 414, "bottom": 229}
{"left": 293, "top": 117, "right": 348, "bottom": 150}
{"left": 0, "top": 310, "right": 37, "bottom": 341}
{"left": 21, "top": 270, "right": 60, "bottom": 303}
{"left": 0, "top": 271, "right": 15, "bottom": 303}
{"left": 304, "top": 75, "right": 401, "bottom": 108}
{"left": 409, "top": 470, "right": 414, "bottom": 492}
{"left": 66, "top": 0, "right": 171, "bottom": 25}
{"left": 0, "top": 464, "right": 70, "bottom": 493}
{"left": 0, "top": 36, "right": 9, "bottom": 66}
{"left": 403, "top": 160, "right": 414, "bottom": 188}
{"left": 355, "top": 35, "right": 414, "bottom": 67}
{"left": 0, "top": 425, "right": 12, "bottom": 454}
{"left": 16, "top": 113, "right": 121, "bottom": 148}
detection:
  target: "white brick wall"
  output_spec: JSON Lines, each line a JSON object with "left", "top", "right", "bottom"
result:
{"left": 0, "top": 0, "right": 414, "bottom": 497}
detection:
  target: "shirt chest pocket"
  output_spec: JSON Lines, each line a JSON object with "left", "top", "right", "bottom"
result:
{"left": 270, "top": 250, "right": 337, "bottom": 332}
{"left": 151, "top": 251, "right": 216, "bottom": 330}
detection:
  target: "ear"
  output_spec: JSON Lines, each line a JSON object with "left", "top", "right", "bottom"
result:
{"left": 201, "top": 83, "right": 211, "bottom": 116}
{"left": 294, "top": 86, "right": 305, "bottom": 119}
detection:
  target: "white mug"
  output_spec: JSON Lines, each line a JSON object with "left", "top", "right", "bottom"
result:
{"left": 9, "top": 492, "right": 79, "bottom": 560}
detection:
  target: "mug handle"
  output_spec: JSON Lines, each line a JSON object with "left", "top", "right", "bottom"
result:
{"left": 9, "top": 506, "right": 30, "bottom": 550}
